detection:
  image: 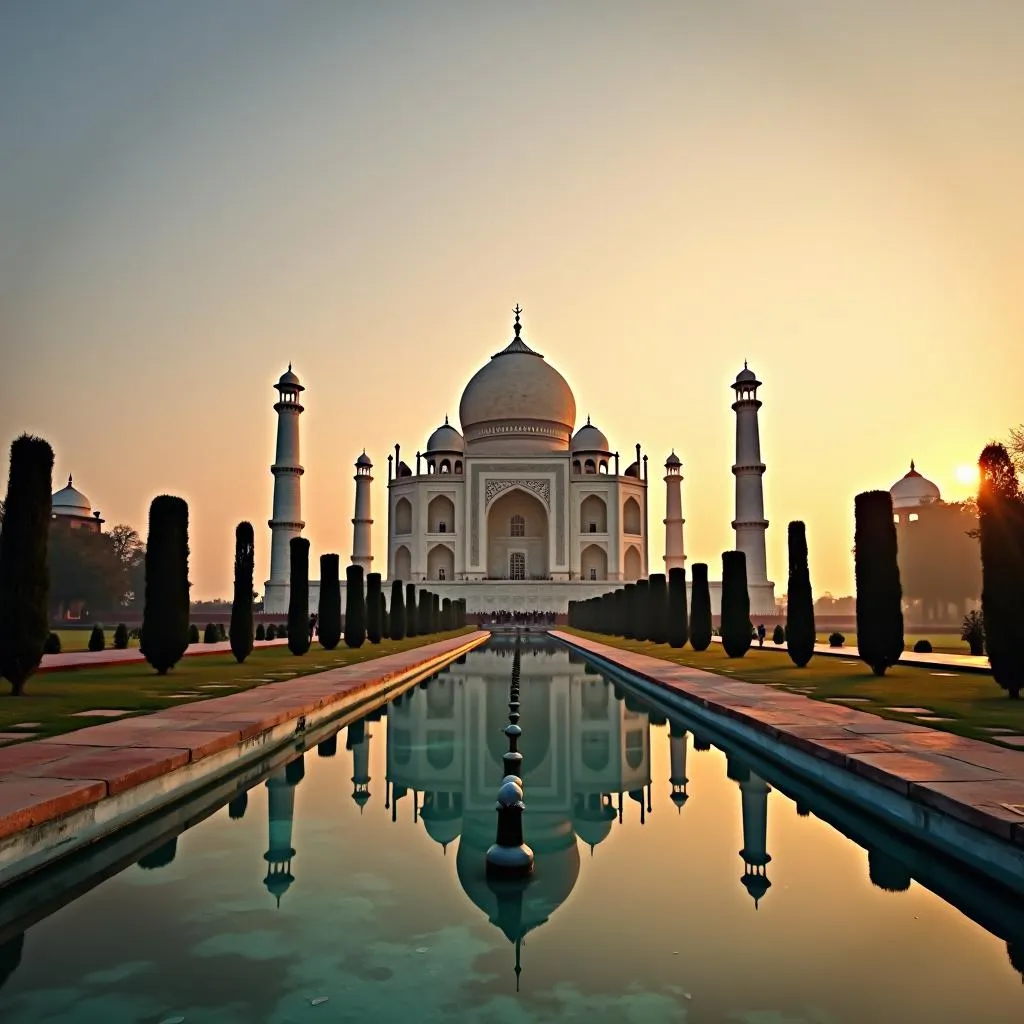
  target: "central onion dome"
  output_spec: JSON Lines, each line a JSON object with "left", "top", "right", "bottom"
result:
{"left": 52, "top": 475, "right": 92, "bottom": 516}
{"left": 459, "top": 307, "right": 576, "bottom": 454}
{"left": 890, "top": 460, "right": 941, "bottom": 509}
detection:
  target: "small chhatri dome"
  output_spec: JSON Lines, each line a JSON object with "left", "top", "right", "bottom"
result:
{"left": 665, "top": 450, "right": 681, "bottom": 467}
{"left": 426, "top": 415, "right": 465, "bottom": 453}
{"left": 459, "top": 306, "right": 577, "bottom": 454}
{"left": 52, "top": 474, "right": 92, "bottom": 515}
{"left": 890, "top": 460, "right": 941, "bottom": 509}
{"left": 571, "top": 416, "right": 610, "bottom": 453}
{"left": 356, "top": 450, "right": 373, "bottom": 468}
{"left": 277, "top": 364, "right": 303, "bottom": 390}
{"left": 735, "top": 360, "right": 758, "bottom": 384}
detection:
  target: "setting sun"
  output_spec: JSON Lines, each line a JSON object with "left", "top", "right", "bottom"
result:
{"left": 955, "top": 464, "right": 980, "bottom": 487}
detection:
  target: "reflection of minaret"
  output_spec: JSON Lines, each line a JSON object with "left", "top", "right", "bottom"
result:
{"left": 738, "top": 772, "right": 772, "bottom": 907}
{"left": 263, "top": 763, "right": 300, "bottom": 907}
{"left": 668, "top": 723, "right": 689, "bottom": 812}
{"left": 486, "top": 875, "right": 531, "bottom": 991}
{"left": 348, "top": 719, "right": 372, "bottom": 811}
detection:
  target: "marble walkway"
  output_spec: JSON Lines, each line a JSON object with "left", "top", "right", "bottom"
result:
{"left": 553, "top": 631, "right": 1024, "bottom": 849}
{"left": 38, "top": 636, "right": 291, "bottom": 673}
{"left": 714, "top": 635, "right": 990, "bottom": 673}
{"left": 0, "top": 631, "right": 489, "bottom": 879}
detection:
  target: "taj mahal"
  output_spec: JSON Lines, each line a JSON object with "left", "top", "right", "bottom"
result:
{"left": 263, "top": 308, "right": 775, "bottom": 616}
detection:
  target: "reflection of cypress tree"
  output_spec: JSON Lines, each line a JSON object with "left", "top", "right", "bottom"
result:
{"left": 317, "top": 735, "right": 338, "bottom": 757}
{"left": 137, "top": 836, "right": 178, "bottom": 870}
{"left": 228, "top": 792, "right": 248, "bottom": 819}
{"left": 0, "top": 932, "right": 24, "bottom": 993}
{"left": 795, "top": 801, "right": 811, "bottom": 818}
{"left": 285, "top": 753, "right": 306, "bottom": 786}
{"left": 867, "top": 849, "right": 912, "bottom": 893}
{"left": 725, "top": 754, "right": 750, "bottom": 783}
{"left": 689, "top": 563, "right": 712, "bottom": 651}
{"left": 1007, "top": 941, "right": 1024, "bottom": 981}
{"left": 692, "top": 735, "right": 711, "bottom": 752}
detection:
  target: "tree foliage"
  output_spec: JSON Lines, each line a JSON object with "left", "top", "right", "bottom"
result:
{"left": 287, "top": 537, "right": 311, "bottom": 656}
{"left": 317, "top": 554, "right": 342, "bottom": 650}
{"left": 140, "top": 495, "right": 191, "bottom": 675}
{"left": 720, "top": 551, "right": 752, "bottom": 658}
{"left": 786, "top": 521, "right": 815, "bottom": 668}
{"left": 977, "top": 443, "right": 1024, "bottom": 698}
{"left": 345, "top": 564, "right": 366, "bottom": 648}
{"left": 854, "top": 490, "right": 905, "bottom": 676}
{"left": 667, "top": 568, "right": 689, "bottom": 648}
{"left": 689, "top": 563, "right": 712, "bottom": 651}
{"left": 229, "top": 521, "right": 255, "bottom": 664}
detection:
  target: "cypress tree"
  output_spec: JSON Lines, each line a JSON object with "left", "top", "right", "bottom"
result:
{"left": 667, "top": 567, "right": 689, "bottom": 648}
{"left": 431, "top": 592, "right": 441, "bottom": 633}
{"left": 689, "top": 563, "right": 713, "bottom": 651}
{"left": 854, "top": 490, "right": 904, "bottom": 676}
{"left": 113, "top": 622, "right": 130, "bottom": 649}
{"left": 0, "top": 435, "right": 53, "bottom": 695}
{"left": 229, "top": 521, "right": 255, "bottom": 663}
{"left": 418, "top": 589, "right": 431, "bottom": 635}
{"left": 786, "top": 521, "right": 815, "bottom": 668}
{"left": 389, "top": 579, "right": 406, "bottom": 640}
{"left": 287, "top": 537, "right": 311, "bottom": 656}
{"left": 317, "top": 554, "right": 342, "bottom": 650}
{"left": 366, "top": 572, "right": 383, "bottom": 643}
{"left": 380, "top": 591, "right": 389, "bottom": 638}
{"left": 978, "top": 444, "right": 1024, "bottom": 698}
{"left": 622, "top": 583, "right": 636, "bottom": 639}
{"left": 140, "top": 495, "right": 190, "bottom": 675}
{"left": 88, "top": 624, "right": 105, "bottom": 652}
{"left": 442, "top": 597, "right": 452, "bottom": 630}
{"left": 648, "top": 573, "right": 668, "bottom": 644}
{"left": 720, "top": 551, "right": 752, "bottom": 658}
{"left": 633, "top": 579, "right": 650, "bottom": 641}
{"left": 406, "top": 583, "right": 418, "bottom": 637}
{"left": 345, "top": 564, "right": 366, "bottom": 648}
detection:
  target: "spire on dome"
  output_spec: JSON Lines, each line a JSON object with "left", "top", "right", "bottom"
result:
{"left": 911, "top": 459, "right": 916, "bottom": 472}
{"left": 513, "top": 303, "right": 522, "bottom": 336}
{"left": 67, "top": 474, "right": 73, "bottom": 487}
{"left": 496, "top": 304, "right": 538, "bottom": 355}
{"left": 444, "top": 414, "right": 449, "bottom": 425}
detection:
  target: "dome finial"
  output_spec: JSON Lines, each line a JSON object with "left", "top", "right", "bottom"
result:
{"left": 288, "top": 362, "right": 292, "bottom": 372}
{"left": 910, "top": 459, "right": 916, "bottom": 472}
{"left": 444, "top": 414, "right": 449, "bottom": 425}
{"left": 67, "top": 473, "right": 73, "bottom": 487}
{"left": 513, "top": 303, "right": 522, "bottom": 337}
{"left": 586, "top": 414, "right": 591, "bottom": 426}
{"left": 744, "top": 359, "right": 748, "bottom": 369}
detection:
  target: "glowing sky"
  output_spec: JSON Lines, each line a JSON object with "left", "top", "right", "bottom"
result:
{"left": 2, "top": 1, "right": 1021, "bottom": 598}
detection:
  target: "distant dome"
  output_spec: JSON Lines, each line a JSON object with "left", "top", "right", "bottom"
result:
{"left": 426, "top": 417, "right": 465, "bottom": 454}
{"left": 52, "top": 475, "right": 91, "bottom": 516}
{"left": 459, "top": 309, "right": 576, "bottom": 454}
{"left": 735, "top": 362, "right": 758, "bottom": 384}
{"left": 356, "top": 451, "right": 373, "bottom": 468}
{"left": 571, "top": 418, "right": 609, "bottom": 453}
{"left": 277, "top": 364, "right": 303, "bottom": 390}
{"left": 890, "top": 461, "right": 941, "bottom": 509}
{"left": 665, "top": 450, "right": 681, "bottom": 468}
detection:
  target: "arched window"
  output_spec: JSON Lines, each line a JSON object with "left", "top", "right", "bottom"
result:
{"left": 572, "top": 459, "right": 582, "bottom": 474}
{"left": 599, "top": 460, "right": 608, "bottom": 474}
{"left": 440, "top": 459, "right": 451, "bottom": 473}
{"left": 454, "top": 460, "right": 463, "bottom": 474}
{"left": 509, "top": 551, "right": 526, "bottom": 579}
{"left": 584, "top": 459, "right": 596, "bottom": 474}
{"left": 510, "top": 514, "right": 525, "bottom": 537}
{"left": 427, "top": 461, "right": 435, "bottom": 475}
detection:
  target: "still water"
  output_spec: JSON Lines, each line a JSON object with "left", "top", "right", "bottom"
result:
{"left": 1, "top": 638, "right": 1023, "bottom": 1023}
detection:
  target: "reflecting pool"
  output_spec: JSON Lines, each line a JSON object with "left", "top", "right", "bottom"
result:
{"left": 2, "top": 638, "right": 1024, "bottom": 1023}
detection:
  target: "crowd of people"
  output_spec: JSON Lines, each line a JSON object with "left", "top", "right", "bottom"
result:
{"left": 480, "top": 610, "right": 560, "bottom": 626}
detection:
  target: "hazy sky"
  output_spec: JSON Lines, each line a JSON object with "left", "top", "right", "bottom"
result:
{"left": 2, "top": 1, "right": 1022, "bottom": 599}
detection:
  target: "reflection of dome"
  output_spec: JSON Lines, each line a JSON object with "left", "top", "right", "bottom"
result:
{"left": 52, "top": 475, "right": 91, "bottom": 516}
{"left": 890, "top": 461, "right": 941, "bottom": 509}
{"left": 459, "top": 310, "right": 576, "bottom": 452}
{"left": 426, "top": 417, "right": 465, "bottom": 453}
{"left": 571, "top": 418, "right": 609, "bottom": 453}
{"left": 422, "top": 805, "right": 463, "bottom": 850}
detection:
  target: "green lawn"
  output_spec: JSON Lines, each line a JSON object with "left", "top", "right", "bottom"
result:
{"left": 566, "top": 629, "right": 1023, "bottom": 746}
{"left": 1, "top": 630, "right": 472, "bottom": 740}
{"left": 811, "top": 632, "right": 972, "bottom": 656}
{"left": 53, "top": 628, "right": 141, "bottom": 652}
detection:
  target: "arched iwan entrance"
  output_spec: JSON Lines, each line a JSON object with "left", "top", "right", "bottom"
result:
{"left": 624, "top": 545, "right": 642, "bottom": 581}
{"left": 394, "top": 544, "right": 412, "bottom": 581}
{"left": 486, "top": 488, "right": 549, "bottom": 579}
{"left": 427, "top": 543, "right": 454, "bottom": 581}
{"left": 580, "top": 544, "right": 608, "bottom": 581}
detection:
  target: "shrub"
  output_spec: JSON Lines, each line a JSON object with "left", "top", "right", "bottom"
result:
{"left": 43, "top": 631, "right": 61, "bottom": 654}
{"left": 366, "top": 572, "right": 383, "bottom": 643}
{"left": 265, "top": 623, "right": 277, "bottom": 640}
{"left": 978, "top": 444, "right": 1024, "bottom": 699}
{"left": 345, "top": 564, "right": 366, "bottom": 648}
{"left": 113, "top": 623, "right": 129, "bottom": 649}
{"left": 720, "top": 551, "right": 752, "bottom": 658}
{"left": 786, "top": 521, "right": 816, "bottom": 668}
{"left": 828, "top": 632, "right": 845, "bottom": 647}
{"left": 647, "top": 573, "right": 668, "bottom": 644}
{"left": 689, "top": 563, "right": 713, "bottom": 651}
{"left": 667, "top": 568, "right": 689, "bottom": 648}
{"left": 188, "top": 623, "right": 200, "bottom": 644}
{"left": 255, "top": 623, "right": 266, "bottom": 641}
{"left": 913, "top": 639, "right": 933, "bottom": 653}
{"left": 405, "top": 583, "right": 418, "bottom": 637}
{"left": 141, "top": 495, "right": 191, "bottom": 675}
{"left": 772, "top": 624, "right": 785, "bottom": 645}
{"left": 203, "top": 622, "right": 219, "bottom": 643}
{"left": 317, "top": 554, "right": 342, "bottom": 650}
{"left": 961, "top": 610, "right": 984, "bottom": 656}
{"left": 229, "top": 521, "right": 255, "bottom": 664}
{"left": 0, "top": 434, "right": 54, "bottom": 695}
{"left": 389, "top": 580, "right": 406, "bottom": 640}
{"left": 87, "top": 624, "right": 105, "bottom": 652}
{"left": 854, "top": 490, "right": 904, "bottom": 676}
{"left": 287, "top": 538, "right": 311, "bottom": 656}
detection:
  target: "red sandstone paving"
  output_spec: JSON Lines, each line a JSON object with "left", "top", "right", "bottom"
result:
{"left": 122, "top": 728, "right": 244, "bottom": 760}
{"left": 909, "top": 780, "right": 1024, "bottom": 841}
{"left": 0, "top": 778, "right": 108, "bottom": 841}
{"left": 17, "top": 746, "right": 191, "bottom": 795}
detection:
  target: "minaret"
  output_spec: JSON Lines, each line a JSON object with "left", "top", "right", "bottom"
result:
{"left": 731, "top": 363, "right": 769, "bottom": 585}
{"left": 663, "top": 451, "right": 686, "bottom": 572}
{"left": 668, "top": 722, "right": 689, "bottom": 812}
{"left": 263, "top": 766, "right": 299, "bottom": 907}
{"left": 352, "top": 451, "right": 373, "bottom": 573}
{"left": 738, "top": 772, "right": 772, "bottom": 907}
{"left": 266, "top": 366, "right": 305, "bottom": 611}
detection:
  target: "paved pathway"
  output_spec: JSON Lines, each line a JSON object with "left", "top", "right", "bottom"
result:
{"left": 39, "top": 637, "right": 291, "bottom": 672}
{"left": 0, "top": 631, "right": 489, "bottom": 879}
{"left": 553, "top": 631, "right": 1024, "bottom": 849}
{"left": 717, "top": 636, "right": 990, "bottom": 673}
